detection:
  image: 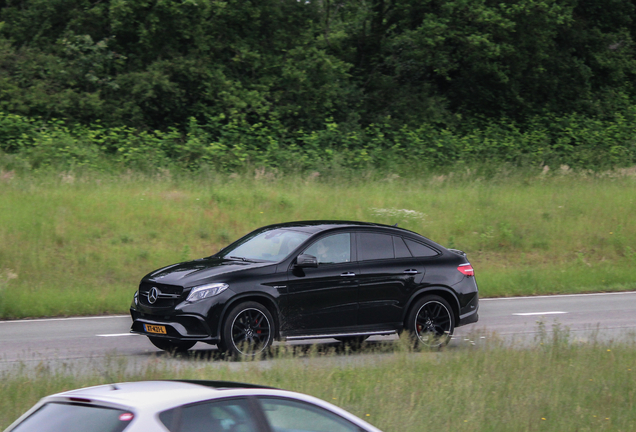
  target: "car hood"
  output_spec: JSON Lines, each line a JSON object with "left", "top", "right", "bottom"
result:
{"left": 144, "top": 257, "right": 271, "bottom": 286}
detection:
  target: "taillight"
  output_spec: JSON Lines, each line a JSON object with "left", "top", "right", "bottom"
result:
{"left": 68, "top": 397, "right": 92, "bottom": 403}
{"left": 457, "top": 263, "right": 474, "bottom": 277}
{"left": 119, "top": 413, "right": 134, "bottom": 422}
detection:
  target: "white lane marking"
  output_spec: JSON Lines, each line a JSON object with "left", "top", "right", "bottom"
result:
{"left": 512, "top": 311, "right": 568, "bottom": 316}
{"left": 482, "top": 291, "right": 636, "bottom": 301}
{"left": 96, "top": 333, "right": 138, "bottom": 337}
{"left": 0, "top": 315, "right": 128, "bottom": 324}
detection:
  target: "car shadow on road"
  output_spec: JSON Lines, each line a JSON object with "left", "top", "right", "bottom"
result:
{"left": 142, "top": 339, "right": 392, "bottom": 362}
{"left": 139, "top": 334, "right": 489, "bottom": 363}
{"left": 132, "top": 327, "right": 493, "bottom": 363}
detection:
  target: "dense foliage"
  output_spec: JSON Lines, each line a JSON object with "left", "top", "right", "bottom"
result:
{"left": 0, "top": 0, "right": 635, "bottom": 170}
{"left": 1, "top": 108, "right": 636, "bottom": 172}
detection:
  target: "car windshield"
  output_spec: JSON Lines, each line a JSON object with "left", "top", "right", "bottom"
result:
{"left": 219, "top": 228, "right": 310, "bottom": 262}
{"left": 11, "top": 402, "right": 134, "bottom": 432}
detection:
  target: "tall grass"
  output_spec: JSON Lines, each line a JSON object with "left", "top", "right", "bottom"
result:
{"left": 2, "top": 333, "right": 636, "bottom": 431}
{"left": 0, "top": 168, "right": 635, "bottom": 318}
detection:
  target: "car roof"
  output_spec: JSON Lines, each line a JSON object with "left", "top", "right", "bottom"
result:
{"left": 265, "top": 220, "right": 446, "bottom": 250}
{"left": 262, "top": 220, "right": 415, "bottom": 235}
{"left": 44, "top": 381, "right": 275, "bottom": 411}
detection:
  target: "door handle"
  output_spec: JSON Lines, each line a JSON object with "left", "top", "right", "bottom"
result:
{"left": 403, "top": 269, "right": 419, "bottom": 275}
{"left": 340, "top": 272, "right": 356, "bottom": 277}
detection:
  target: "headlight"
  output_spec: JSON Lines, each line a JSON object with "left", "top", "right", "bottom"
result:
{"left": 186, "top": 283, "right": 229, "bottom": 303}
{"left": 133, "top": 291, "right": 139, "bottom": 305}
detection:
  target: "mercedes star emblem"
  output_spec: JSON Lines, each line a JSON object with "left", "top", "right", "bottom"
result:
{"left": 148, "top": 287, "right": 160, "bottom": 304}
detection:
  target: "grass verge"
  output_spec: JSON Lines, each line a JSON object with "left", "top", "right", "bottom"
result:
{"left": 0, "top": 168, "right": 635, "bottom": 318}
{"left": 1, "top": 331, "right": 636, "bottom": 431}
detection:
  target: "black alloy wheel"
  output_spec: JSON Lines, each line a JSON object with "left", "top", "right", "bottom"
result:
{"left": 221, "top": 301, "right": 274, "bottom": 358}
{"left": 148, "top": 336, "right": 196, "bottom": 353}
{"left": 406, "top": 295, "right": 455, "bottom": 348}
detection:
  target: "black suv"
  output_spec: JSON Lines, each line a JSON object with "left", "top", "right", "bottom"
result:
{"left": 130, "top": 221, "right": 479, "bottom": 356}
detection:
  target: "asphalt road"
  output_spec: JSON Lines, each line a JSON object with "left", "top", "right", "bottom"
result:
{"left": 1, "top": 291, "right": 635, "bottom": 371}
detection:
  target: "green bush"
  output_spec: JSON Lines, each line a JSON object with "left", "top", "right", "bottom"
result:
{"left": 2, "top": 109, "right": 636, "bottom": 173}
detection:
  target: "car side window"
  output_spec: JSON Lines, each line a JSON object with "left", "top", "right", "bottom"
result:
{"left": 358, "top": 233, "right": 394, "bottom": 261}
{"left": 258, "top": 397, "right": 362, "bottom": 432}
{"left": 393, "top": 236, "right": 412, "bottom": 258}
{"left": 303, "top": 233, "right": 351, "bottom": 264}
{"left": 159, "top": 398, "right": 258, "bottom": 432}
{"left": 404, "top": 239, "right": 439, "bottom": 257}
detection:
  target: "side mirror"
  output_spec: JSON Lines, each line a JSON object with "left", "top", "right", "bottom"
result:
{"left": 296, "top": 254, "right": 318, "bottom": 268}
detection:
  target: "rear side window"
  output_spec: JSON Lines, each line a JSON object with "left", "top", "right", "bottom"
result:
{"left": 11, "top": 403, "right": 134, "bottom": 432}
{"left": 404, "top": 239, "right": 439, "bottom": 257}
{"left": 258, "top": 397, "right": 361, "bottom": 432}
{"left": 358, "top": 233, "right": 394, "bottom": 261}
{"left": 160, "top": 398, "right": 258, "bottom": 432}
{"left": 393, "top": 236, "right": 412, "bottom": 258}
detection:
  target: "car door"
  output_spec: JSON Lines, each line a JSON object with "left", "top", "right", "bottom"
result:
{"left": 283, "top": 233, "right": 359, "bottom": 334}
{"left": 356, "top": 233, "right": 428, "bottom": 327}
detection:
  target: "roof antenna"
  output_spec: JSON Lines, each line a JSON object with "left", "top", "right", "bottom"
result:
{"left": 393, "top": 223, "right": 398, "bottom": 227}
{"left": 100, "top": 368, "right": 119, "bottom": 390}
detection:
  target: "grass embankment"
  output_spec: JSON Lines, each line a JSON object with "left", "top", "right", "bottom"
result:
{"left": 2, "top": 334, "right": 636, "bottom": 431}
{"left": 0, "top": 169, "right": 635, "bottom": 318}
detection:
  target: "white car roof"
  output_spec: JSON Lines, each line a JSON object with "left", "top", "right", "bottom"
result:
{"left": 15, "top": 380, "right": 382, "bottom": 432}
{"left": 47, "top": 381, "right": 218, "bottom": 409}
{"left": 44, "top": 381, "right": 260, "bottom": 411}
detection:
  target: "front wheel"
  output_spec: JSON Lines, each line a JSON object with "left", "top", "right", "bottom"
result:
{"left": 221, "top": 301, "right": 275, "bottom": 358}
{"left": 148, "top": 337, "right": 196, "bottom": 353}
{"left": 406, "top": 295, "right": 455, "bottom": 348}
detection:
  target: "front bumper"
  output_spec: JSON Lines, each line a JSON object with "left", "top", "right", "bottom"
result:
{"left": 130, "top": 309, "right": 220, "bottom": 344}
{"left": 130, "top": 288, "right": 233, "bottom": 343}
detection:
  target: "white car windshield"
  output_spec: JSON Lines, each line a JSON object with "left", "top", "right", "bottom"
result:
{"left": 220, "top": 229, "right": 310, "bottom": 262}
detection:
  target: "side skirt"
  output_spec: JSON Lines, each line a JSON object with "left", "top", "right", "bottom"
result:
{"left": 282, "top": 330, "right": 397, "bottom": 341}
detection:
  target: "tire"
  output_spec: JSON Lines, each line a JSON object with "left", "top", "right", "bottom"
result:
{"left": 406, "top": 295, "right": 455, "bottom": 348}
{"left": 148, "top": 336, "right": 196, "bottom": 353}
{"left": 221, "top": 301, "right": 275, "bottom": 358}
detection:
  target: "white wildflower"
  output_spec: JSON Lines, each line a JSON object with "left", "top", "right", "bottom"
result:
{"left": 370, "top": 208, "right": 426, "bottom": 221}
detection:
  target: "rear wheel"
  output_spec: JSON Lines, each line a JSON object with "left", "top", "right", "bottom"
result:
{"left": 406, "top": 295, "right": 455, "bottom": 348}
{"left": 148, "top": 337, "right": 196, "bottom": 353}
{"left": 221, "top": 301, "right": 274, "bottom": 358}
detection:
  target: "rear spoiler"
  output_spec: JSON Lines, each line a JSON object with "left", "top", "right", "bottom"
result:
{"left": 168, "top": 380, "right": 278, "bottom": 390}
{"left": 448, "top": 248, "right": 466, "bottom": 257}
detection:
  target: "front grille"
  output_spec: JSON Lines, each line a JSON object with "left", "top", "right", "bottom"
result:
{"left": 139, "top": 282, "right": 184, "bottom": 308}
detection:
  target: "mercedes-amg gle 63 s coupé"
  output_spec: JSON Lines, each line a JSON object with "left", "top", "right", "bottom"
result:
{"left": 130, "top": 221, "right": 479, "bottom": 357}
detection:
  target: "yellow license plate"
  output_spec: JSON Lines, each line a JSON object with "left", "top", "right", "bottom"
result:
{"left": 144, "top": 324, "right": 167, "bottom": 334}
